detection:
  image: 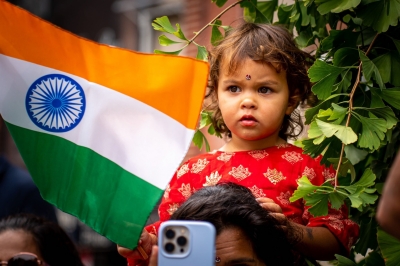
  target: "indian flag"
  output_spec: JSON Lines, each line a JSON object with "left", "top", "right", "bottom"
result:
{"left": 0, "top": 1, "right": 208, "bottom": 248}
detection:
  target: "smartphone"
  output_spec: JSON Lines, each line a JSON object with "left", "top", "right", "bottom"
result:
{"left": 158, "top": 220, "right": 216, "bottom": 266}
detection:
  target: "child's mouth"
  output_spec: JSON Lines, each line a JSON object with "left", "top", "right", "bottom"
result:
{"left": 240, "top": 115, "right": 257, "bottom": 126}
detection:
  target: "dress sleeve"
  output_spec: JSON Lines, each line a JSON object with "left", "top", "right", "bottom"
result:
{"left": 144, "top": 161, "right": 194, "bottom": 236}
{"left": 302, "top": 157, "right": 359, "bottom": 253}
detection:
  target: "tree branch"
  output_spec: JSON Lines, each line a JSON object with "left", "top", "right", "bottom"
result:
{"left": 333, "top": 33, "right": 380, "bottom": 189}
{"left": 187, "top": 0, "right": 244, "bottom": 44}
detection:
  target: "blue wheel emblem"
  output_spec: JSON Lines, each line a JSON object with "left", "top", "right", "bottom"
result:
{"left": 25, "top": 74, "right": 86, "bottom": 132}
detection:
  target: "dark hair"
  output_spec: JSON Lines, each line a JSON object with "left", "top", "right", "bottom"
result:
{"left": 0, "top": 213, "right": 84, "bottom": 266}
{"left": 206, "top": 22, "right": 314, "bottom": 140}
{"left": 170, "top": 183, "right": 302, "bottom": 265}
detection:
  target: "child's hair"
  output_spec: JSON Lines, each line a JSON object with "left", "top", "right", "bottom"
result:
{"left": 206, "top": 22, "right": 314, "bottom": 140}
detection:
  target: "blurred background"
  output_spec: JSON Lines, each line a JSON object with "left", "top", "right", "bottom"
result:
{"left": 1, "top": 0, "right": 242, "bottom": 265}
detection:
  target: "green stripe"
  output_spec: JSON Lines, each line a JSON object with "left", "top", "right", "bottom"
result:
{"left": 6, "top": 122, "right": 163, "bottom": 249}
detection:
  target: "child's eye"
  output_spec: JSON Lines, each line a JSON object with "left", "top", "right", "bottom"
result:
{"left": 228, "top": 86, "right": 241, "bottom": 93}
{"left": 258, "top": 87, "right": 271, "bottom": 94}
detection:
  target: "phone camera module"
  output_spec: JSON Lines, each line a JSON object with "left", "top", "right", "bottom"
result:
{"left": 165, "top": 242, "right": 175, "bottom": 253}
{"left": 177, "top": 236, "right": 187, "bottom": 246}
{"left": 165, "top": 229, "right": 176, "bottom": 239}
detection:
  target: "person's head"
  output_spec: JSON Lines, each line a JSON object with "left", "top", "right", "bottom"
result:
{"left": 0, "top": 213, "right": 84, "bottom": 266}
{"left": 170, "top": 183, "right": 300, "bottom": 266}
{"left": 206, "top": 22, "right": 313, "bottom": 142}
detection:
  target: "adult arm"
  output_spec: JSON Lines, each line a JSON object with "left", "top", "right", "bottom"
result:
{"left": 376, "top": 152, "right": 400, "bottom": 240}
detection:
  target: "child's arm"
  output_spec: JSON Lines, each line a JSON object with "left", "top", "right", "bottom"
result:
{"left": 258, "top": 197, "right": 345, "bottom": 260}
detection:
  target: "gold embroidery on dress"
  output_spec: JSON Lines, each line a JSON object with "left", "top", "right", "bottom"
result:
{"left": 178, "top": 183, "right": 192, "bottom": 199}
{"left": 177, "top": 164, "right": 189, "bottom": 178}
{"left": 229, "top": 165, "right": 251, "bottom": 181}
{"left": 263, "top": 168, "right": 286, "bottom": 185}
{"left": 167, "top": 203, "right": 180, "bottom": 215}
{"left": 323, "top": 168, "right": 335, "bottom": 179}
{"left": 190, "top": 159, "right": 209, "bottom": 173}
{"left": 249, "top": 185, "right": 266, "bottom": 198}
{"left": 248, "top": 150, "right": 269, "bottom": 160}
{"left": 276, "top": 143, "right": 290, "bottom": 148}
{"left": 163, "top": 184, "right": 171, "bottom": 199}
{"left": 277, "top": 191, "right": 291, "bottom": 205}
{"left": 302, "top": 166, "right": 316, "bottom": 180}
{"left": 203, "top": 171, "right": 222, "bottom": 187}
{"left": 282, "top": 151, "right": 303, "bottom": 164}
{"left": 217, "top": 152, "right": 234, "bottom": 162}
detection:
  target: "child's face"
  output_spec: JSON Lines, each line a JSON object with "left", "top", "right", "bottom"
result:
{"left": 217, "top": 58, "right": 294, "bottom": 147}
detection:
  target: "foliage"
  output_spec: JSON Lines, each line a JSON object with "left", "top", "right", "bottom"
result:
{"left": 152, "top": 0, "right": 400, "bottom": 264}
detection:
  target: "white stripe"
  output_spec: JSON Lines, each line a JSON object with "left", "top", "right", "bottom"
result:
{"left": 0, "top": 54, "right": 194, "bottom": 190}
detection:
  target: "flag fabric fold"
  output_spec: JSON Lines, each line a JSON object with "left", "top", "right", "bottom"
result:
{"left": 0, "top": 1, "right": 208, "bottom": 248}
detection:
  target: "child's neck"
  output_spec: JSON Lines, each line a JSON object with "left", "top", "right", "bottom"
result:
{"left": 222, "top": 136, "right": 287, "bottom": 152}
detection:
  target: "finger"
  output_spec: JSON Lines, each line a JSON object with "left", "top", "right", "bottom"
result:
{"left": 270, "top": 212, "right": 286, "bottom": 222}
{"left": 260, "top": 202, "right": 283, "bottom": 213}
{"left": 149, "top": 246, "right": 159, "bottom": 266}
{"left": 256, "top": 197, "right": 275, "bottom": 203}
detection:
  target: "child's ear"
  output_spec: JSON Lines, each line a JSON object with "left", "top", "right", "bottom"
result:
{"left": 285, "top": 89, "right": 301, "bottom": 115}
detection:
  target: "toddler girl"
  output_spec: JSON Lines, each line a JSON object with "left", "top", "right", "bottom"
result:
{"left": 120, "top": 22, "right": 359, "bottom": 265}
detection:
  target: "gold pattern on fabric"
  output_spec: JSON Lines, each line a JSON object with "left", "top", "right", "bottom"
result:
{"left": 167, "top": 203, "right": 180, "bottom": 215}
{"left": 203, "top": 171, "right": 222, "bottom": 186}
{"left": 177, "top": 163, "right": 189, "bottom": 178}
{"left": 281, "top": 151, "right": 303, "bottom": 164}
{"left": 229, "top": 165, "right": 251, "bottom": 181}
{"left": 190, "top": 159, "right": 209, "bottom": 173}
{"left": 178, "top": 183, "right": 193, "bottom": 199}
{"left": 302, "top": 166, "right": 316, "bottom": 180}
{"left": 263, "top": 168, "right": 286, "bottom": 185}
{"left": 249, "top": 185, "right": 266, "bottom": 198}
{"left": 276, "top": 143, "right": 291, "bottom": 148}
{"left": 277, "top": 191, "right": 291, "bottom": 205}
{"left": 217, "top": 152, "right": 234, "bottom": 162}
{"left": 248, "top": 150, "right": 269, "bottom": 160}
{"left": 323, "top": 168, "right": 335, "bottom": 181}
{"left": 163, "top": 184, "right": 171, "bottom": 199}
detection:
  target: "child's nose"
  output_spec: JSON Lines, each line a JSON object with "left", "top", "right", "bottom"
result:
{"left": 241, "top": 97, "right": 256, "bottom": 109}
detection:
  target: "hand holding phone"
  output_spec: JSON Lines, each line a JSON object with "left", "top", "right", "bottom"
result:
{"left": 158, "top": 221, "right": 216, "bottom": 266}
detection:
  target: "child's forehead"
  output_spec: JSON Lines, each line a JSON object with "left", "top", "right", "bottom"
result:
{"left": 219, "top": 55, "right": 282, "bottom": 76}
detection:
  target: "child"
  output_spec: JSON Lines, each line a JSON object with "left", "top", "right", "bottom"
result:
{"left": 119, "top": 22, "right": 359, "bottom": 265}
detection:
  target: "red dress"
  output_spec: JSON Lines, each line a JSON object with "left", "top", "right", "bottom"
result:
{"left": 146, "top": 143, "right": 359, "bottom": 252}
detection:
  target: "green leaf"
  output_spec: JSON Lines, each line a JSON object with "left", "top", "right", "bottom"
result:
{"left": 277, "top": 4, "right": 296, "bottom": 30}
{"left": 359, "top": 50, "right": 385, "bottom": 89}
{"left": 308, "top": 60, "right": 346, "bottom": 100}
{"left": 367, "top": 107, "right": 398, "bottom": 129}
{"left": 307, "top": 194, "right": 329, "bottom": 216}
{"left": 211, "top": 20, "right": 224, "bottom": 46}
{"left": 371, "top": 87, "right": 400, "bottom": 109}
{"left": 196, "top": 45, "right": 208, "bottom": 61}
{"left": 373, "top": 51, "right": 400, "bottom": 86}
{"left": 257, "top": 0, "right": 278, "bottom": 23}
{"left": 347, "top": 168, "right": 376, "bottom": 192}
{"left": 378, "top": 228, "right": 400, "bottom": 266}
{"left": 328, "top": 103, "right": 347, "bottom": 124}
{"left": 152, "top": 16, "right": 187, "bottom": 40}
{"left": 315, "top": 0, "right": 361, "bottom": 15}
{"left": 200, "top": 111, "right": 213, "bottom": 129}
{"left": 329, "top": 191, "right": 347, "bottom": 210}
{"left": 241, "top": 0, "right": 257, "bottom": 22}
{"left": 321, "top": 30, "right": 359, "bottom": 53}
{"left": 359, "top": 192, "right": 378, "bottom": 205}
{"left": 316, "top": 119, "right": 358, "bottom": 144}
{"left": 154, "top": 49, "right": 183, "bottom": 55}
{"left": 352, "top": 113, "right": 387, "bottom": 150}
{"left": 344, "top": 144, "right": 368, "bottom": 165}
{"left": 354, "top": 218, "right": 378, "bottom": 256}
{"left": 192, "top": 130, "right": 210, "bottom": 152}
{"left": 335, "top": 254, "right": 357, "bottom": 266}
{"left": 347, "top": 187, "right": 364, "bottom": 208}
{"left": 357, "top": 0, "right": 400, "bottom": 33}
{"left": 211, "top": 0, "right": 228, "bottom": 7}
{"left": 290, "top": 176, "right": 319, "bottom": 202}
{"left": 333, "top": 48, "right": 359, "bottom": 67}
{"left": 304, "top": 94, "right": 345, "bottom": 124}
{"left": 158, "top": 35, "right": 183, "bottom": 46}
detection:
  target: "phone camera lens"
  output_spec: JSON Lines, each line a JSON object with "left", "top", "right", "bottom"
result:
{"left": 177, "top": 236, "right": 187, "bottom": 246}
{"left": 165, "top": 229, "right": 175, "bottom": 239}
{"left": 165, "top": 242, "right": 175, "bottom": 253}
